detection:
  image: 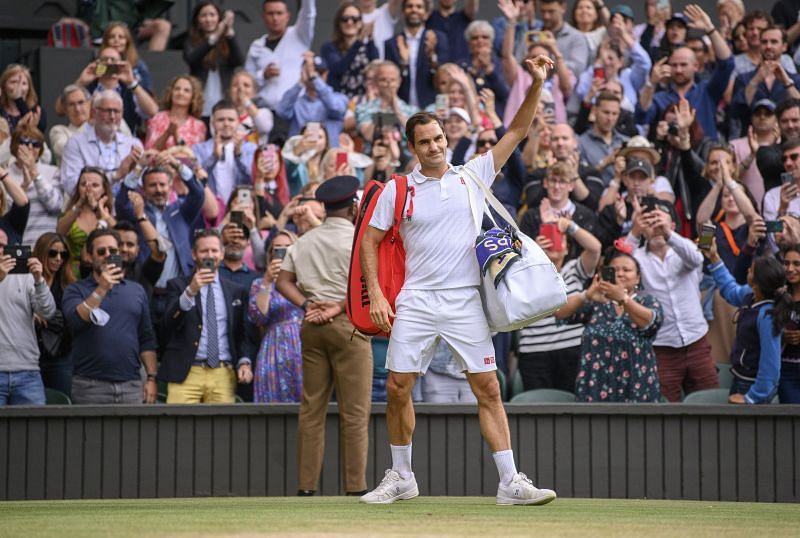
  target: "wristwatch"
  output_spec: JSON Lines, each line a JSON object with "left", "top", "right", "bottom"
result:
{"left": 301, "top": 299, "right": 313, "bottom": 311}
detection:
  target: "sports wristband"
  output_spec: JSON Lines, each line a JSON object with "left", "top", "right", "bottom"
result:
{"left": 726, "top": 180, "right": 739, "bottom": 191}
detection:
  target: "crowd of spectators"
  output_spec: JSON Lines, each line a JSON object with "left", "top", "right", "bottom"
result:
{"left": 1, "top": 0, "right": 800, "bottom": 409}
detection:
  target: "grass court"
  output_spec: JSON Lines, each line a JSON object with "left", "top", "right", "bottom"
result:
{"left": 1, "top": 496, "right": 797, "bottom": 537}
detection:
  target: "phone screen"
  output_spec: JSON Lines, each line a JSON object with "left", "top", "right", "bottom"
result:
{"left": 698, "top": 226, "right": 715, "bottom": 249}
{"left": 272, "top": 247, "right": 288, "bottom": 260}
{"left": 593, "top": 66, "right": 605, "bottom": 80}
{"left": 766, "top": 220, "right": 784, "bottom": 233}
{"left": 336, "top": 151, "right": 349, "bottom": 170}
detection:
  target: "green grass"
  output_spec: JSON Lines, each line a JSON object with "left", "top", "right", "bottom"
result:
{"left": 1, "top": 497, "right": 797, "bottom": 537}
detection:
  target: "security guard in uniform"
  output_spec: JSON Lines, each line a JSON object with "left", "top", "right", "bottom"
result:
{"left": 276, "top": 175, "right": 373, "bottom": 496}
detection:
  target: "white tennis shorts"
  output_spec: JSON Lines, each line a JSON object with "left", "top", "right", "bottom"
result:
{"left": 386, "top": 287, "right": 497, "bottom": 374}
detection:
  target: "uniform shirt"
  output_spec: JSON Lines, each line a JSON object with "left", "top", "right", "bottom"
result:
{"left": 282, "top": 216, "right": 353, "bottom": 302}
{"left": 369, "top": 151, "right": 496, "bottom": 290}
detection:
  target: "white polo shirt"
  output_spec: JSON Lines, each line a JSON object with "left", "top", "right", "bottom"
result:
{"left": 369, "top": 151, "right": 496, "bottom": 291}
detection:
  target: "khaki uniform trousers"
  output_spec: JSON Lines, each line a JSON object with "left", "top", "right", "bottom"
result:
{"left": 297, "top": 314, "right": 372, "bottom": 493}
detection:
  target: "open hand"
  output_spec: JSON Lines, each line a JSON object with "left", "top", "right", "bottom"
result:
{"left": 524, "top": 55, "right": 555, "bottom": 84}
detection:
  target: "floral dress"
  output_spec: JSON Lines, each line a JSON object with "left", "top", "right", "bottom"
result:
{"left": 573, "top": 294, "right": 664, "bottom": 402}
{"left": 248, "top": 279, "right": 304, "bottom": 403}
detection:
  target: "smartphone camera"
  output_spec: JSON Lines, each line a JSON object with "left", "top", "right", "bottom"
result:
{"left": 766, "top": 220, "right": 784, "bottom": 233}
{"left": 667, "top": 122, "right": 680, "bottom": 137}
{"left": 272, "top": 246, "right": 288, "bottom": 261}
{"left": 106, "top": 254, "right": 123, "bottom": 271}
{"left": 601, "top": 266, "right": 616, "bottom": 284}
{"left": 200, "top": 258, "right": 216, "bottom": 271}
{"left": 8, "top": 245, "right": 31, "bottom": 275}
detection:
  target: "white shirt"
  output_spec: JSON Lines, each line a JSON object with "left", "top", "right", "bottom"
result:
{"left": 369, "top": 151, "right": 496, "bottom": 290}
{"left": 404, "top": 28, "right": 423, "bottom": 108}
{"left": 362, "top": 2, "right": 397, "bottom": 59}
{"left": 626, "top": 232, "right": 707, "bottom": 348}
{"left": 762, "top": 184, "right": 800, "bottom": 222}
{"left": 213, "top": 143, "right": 237, "bottom": 204}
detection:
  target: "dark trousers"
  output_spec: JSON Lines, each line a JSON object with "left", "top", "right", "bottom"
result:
{"left": 518, "top": 346, "right": 580, "bottom": 393}
{"left": 779, "top": 361, "right": 800, "bottom": 404}
{"left": 654, "top": 335, "right": 718, "bottom": 402}
{"left": 40, "top": 353, "right": 73, "bottom": 396}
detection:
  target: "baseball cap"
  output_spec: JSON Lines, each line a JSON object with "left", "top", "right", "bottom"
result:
{"left": 610, "top": 5, "right": 634, "bottom": 20}
{"left": 752, "top": 99, "right": 776, "bottom": 113}
{"left": 624, "top": 157, "right": 654, "bottom": 177}
{"left": 667, "top": 13, "right": 688, "bottom": 27}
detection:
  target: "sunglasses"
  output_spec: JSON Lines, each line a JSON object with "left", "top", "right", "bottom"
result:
{"left": 783, "top": 153, "right": 800, "bottom": 162}
{"left": 95, "top": 247, "right": 119, "bottom": 257}
{"left": 48, "top": 249, "right": 69, "bottom": 259}
{"left": 18, "top": 138, "right": 43, "bottom": 148}
{"left": 340, "top": 15, "right": 361, "bottom": 23}
{"left": 477, "top": 139, "right": 497, "bottom": 147}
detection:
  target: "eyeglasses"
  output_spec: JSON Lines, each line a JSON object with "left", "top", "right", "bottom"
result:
{"left": 470, "top": 35, "right": 491, "bottom": 40}
{"left": 546, "top": 177, "right": 575, "bottom": 186}
{"left": 340, "top": 15, "right": 361, "bottom": 23}
{"left": 17, "top": 138, "right": 42, "bottom": 148}
{"left": 95, "top": 107, "right": 122, "bottom": 115}
{"left": 477, "top": 139, "right": 497, "bottom": 147}
{"left": 48, "top": 249, "right": 69, "bottom": 259}
{"left": 783, "top": 153, "right": 800, "bottom": 162}
{"left": 95, "top": 247, "right": 119, "bottom": 257}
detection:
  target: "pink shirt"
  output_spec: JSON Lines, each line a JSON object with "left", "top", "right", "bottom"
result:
{"left": 144, "top": 111, "right": 207, "bottom": 150}
{"left": 730, "top": 137, "right": 765, "bottom": 211}
{"left": 504, "top": 65, "right": 574, "bottom": 127}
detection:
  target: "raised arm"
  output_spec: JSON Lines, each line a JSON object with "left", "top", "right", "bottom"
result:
{"left": 498, "top": 0, "right": 521, "bottom": 87}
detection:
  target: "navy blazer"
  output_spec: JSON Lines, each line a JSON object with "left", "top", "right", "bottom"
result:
{"left": 157, "top": 275, "right": 258, "bottom": 384}
{"left": 115, "top": 170, "right": 204, "bottom": 278}
{"left": 384, "top": 29, "right": 449, "bottom": 109}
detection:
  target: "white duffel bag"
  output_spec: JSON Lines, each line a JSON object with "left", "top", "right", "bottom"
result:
{"left": 461, "top": 167, "right": 568, "bottom": 332}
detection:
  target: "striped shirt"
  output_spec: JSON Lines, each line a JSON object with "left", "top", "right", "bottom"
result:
{"left": 6, "top": 161, "right": 63, "bottom": 247}
{"left": 518, "top": 258, "right": 592, "bottom": 354}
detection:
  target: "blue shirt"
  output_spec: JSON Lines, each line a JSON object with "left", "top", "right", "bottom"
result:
{"left": 732, "top": 70, "right": 800, "bottom": 126}
{"left": 635, "top": 56, "right": 735, "bottom": 141}
{"left": 219, "top": 263, "right": 260, "bottom": 290}
{"left": 574, "top": 41, "right": 652, "bottom": 109}
{"left": 426, "top": 9, "right": 472, "bottom": 64}
{"left": 63, "top": 277, "right": 156, "bottom": 382}
{"left": 276, "top": 77, "right": 349, "bottom": 142}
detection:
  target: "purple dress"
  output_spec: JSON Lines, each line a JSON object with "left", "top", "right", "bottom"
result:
{"left": 248, "top": 279, "right": 304, "bottom": 402}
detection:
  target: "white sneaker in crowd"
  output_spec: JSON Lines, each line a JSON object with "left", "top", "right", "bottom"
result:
{"left": 496, "top": 472, "right": 557, "bottom": 506}
{"left": 360, "top": 469, "right": 419, "bottom": 504}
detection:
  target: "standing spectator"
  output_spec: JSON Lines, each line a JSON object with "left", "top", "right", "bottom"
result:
{"left": 158, "top": 229, "right": 256, "bottom": 403}
{"left": 780, "top": 244, "right": 800, "bottom": 404}
{"left": 427, "top": 1, "right": 479, "bottom": 63}
{"left": 384, "top": 0, "right": 449, "bottom": 109}
{"left": 229, "top": 70, "right": 274, "bottom": 146}
{"left": 277, "top": 53, "right": 349, "bottom": 142}
{"left": 560, "top": 247, "right": 664, "bottom": 402}
{"left": 0, "top": 231, "right": 55, "bottom": 405}
{"left": 49, "top": 85, "right": 92, "bottom": 164}
{"left": 184, "top": 1, "right": 245, "bottom": 118}
{"left": 321, "top": 2, "right": 380, "bottom": 98}
{"left": 358, "top": 0, "right": 402, "bottom": 59}
{"left": 755, "top": 98, "right": 800, "bottom": 187}
{"left": 0, "top": 163, "right": 30, "bottom": 246}
{"left": 101, "top": 22, "right": 153, "bottom": 93}
{"left": 193, "top": 100, "right": 257, "bottom": 206}
{"left": 356, "top": 61, "right": 418, "bottom": 144}
{"left": 60, "top": 90, "right": 144, "bottom": 196}
{"left": 650, "top": 12, "right": 689, "bottom": 61}
{"left": 32, "top": 232, "right": 75, "bottom": 396}
{"left": 218, "top": 222, "right": 260, "bottom": 289}
{"left": 763, "top": 138, "right": 800, "bottom": 222}
{"left": 571, "top": 0, "right": 610, "bottom": 59}
{"left": 636, "top": 0, "right": 670, "bottom": 55}
{"left": 0, "top": 64, "right": 46, "bottom": 136}
{"left": 636, "top": 5, "right": 734, "bottom": 141}
{"left": 707, "top": 244, "right": 789, "bottom": 404}
{"left": 276, "top": 176, "right": 372, "bottom": 496}
{"left": 730, "top": 99, "right": 779, "bottom": 210}
{"left": 6, "top": 126, "right": 62, "bottom": 246}
{"left": 491, "top": 0, "right": 541, "bottom": 62}
{"left": 537, "top": 0, "right": 591, "bottom": 77}
{"left": 144, "top": 75, "right": 207, "bottom": 150}
{"left": 457, "top": 20, "right": 509, "bottom": 119}
{"left": 578, "top": 92, "right": 628, "bottom": 185}
{"left": 63, "top": 228, "right": 158, "bottom": 404}
{"left": 244, "top": 0, "right": 317, "bottom": 115}
{"left": 718, "top": 0, "right": 745, "bottom": 44}
{"left": 732, "top": 11, "right": 795, "bottom": 80}
{"left": 57, "top": 168, "right": 115, "bottom": 277}
{"left": 732, "top": 21, "right": 749, "bottom": 55}
{"left": 624, "top": 201, "right": 718, "bottom": 402}
{"left": 113, "top": 216, "right": 165, "bottom": 298}
{"left": 248, "top": 230, "right": 303, "bottom": 403}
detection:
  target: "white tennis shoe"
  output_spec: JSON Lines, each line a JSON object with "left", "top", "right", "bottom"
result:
{"left": 360, "top": 469, "right": 419, "bottom": 504}
{"left": 496, "top": 473, "right": 557, "bottom": 505}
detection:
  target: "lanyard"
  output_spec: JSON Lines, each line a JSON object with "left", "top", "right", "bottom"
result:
{"left": 719, "top": 221, "right": 741, "bottom": 257}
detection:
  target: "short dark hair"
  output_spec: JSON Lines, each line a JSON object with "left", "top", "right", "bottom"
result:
{"left": 211, "top": 98, "right": 237, "bottom": 116}
{"left": 782, "top": 137, "right": 800, "bottom": 153}
{"left": 405, "top": 111, "right": 445, "bottom": 147}
{"left": 776, "top": 98, "right": 800, "bottom": 120}
{"left": 594, "top": 91, "right": 621, "bottom": 107}
{"left": 141, "top": 165, "right": 173, "bottom": 185}
{"left": 192, "top": 228, "right": 222, "bottom": 250}
{"left": 86, "top": 228, "right": 121, "bottom": 255}
{"left": 742, "top": 10, "right": 773, "bottom": 29}
{"left": 761, "top": 24, "right": 788, "bottom": 44}
{"left": 113, "top": 220, "right": 138, "bottom": 234}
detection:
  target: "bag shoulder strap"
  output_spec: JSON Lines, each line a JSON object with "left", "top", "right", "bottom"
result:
{"left": 390, "top": 174, "right": 412, "bottom": 229}
{"left": 459, "top": 166, "right": 519, "bottom": 232}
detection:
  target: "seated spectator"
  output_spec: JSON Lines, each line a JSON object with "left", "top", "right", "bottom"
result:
{"left": 74, "top": 47, "right": 158, "bottom": 135}
{"left": 60, "top": 90, "right": 144, "bottom": 195}
{"left": 730, "top": 100, "right": 779, "bottom": 210}
{"left": 636, "top": 5, "right": 734, "bottom": 141}
{"left": 731, "top": 20, "right": 748, "bottom": 55}
{"left": 158, "top": 229, "right": 257, "bottom": 404}
{"left": 457, "top": 20, "right": 509, "bottom": 120}
{"left": 0, "top": 164, "right": 30, "bottom": 246}
{"left": 277, "top": 52, "right": 349, "bottom": 143}
{"left": 145, "top": 75, "right": 207, "bottom": 150}
{"left": 229, "top": 70, "right": 274, "bottom": 146}
{"left": 780, "top": 244, "right": 800, "bottom": 404}
{"left": 707, "top": 244, "right": 789, "bottom": 404}
{"left": 0, "top": 64, "right": 47, "bottom": 136}
{"left": 0, "top": 231, "right": 55, "bottom": 405}
{"left": 356, "top": 61, "right": 418, "bottom": 145}
{"left": 49, "top": 85, "right": 92, "bottom": 164}
{"left": 321, "top": 2, "right": 380, "bottom": 98}
{"left": 184, "top": 1, "right": 245, "bottom": 118}
{"left": 252, "top": 145, "right": 289, "bottom": 217}
{"left": 248, "top": 230, "right": 303, "bottom": 403}
{"left": 274, "top": 183, "right": 325, "bottom": 237}
{"left": 101, "top": 22, "right": 153, "bottom": 93}
{"left": 444, "top": 107, "right": 473, "bottom": 162}
{"left": 32, "top": 232, "right": 75, "bottom": 396}
{"left": 384, "top": 0, "right": 449, "bottom": 109}
{"left": 57, "top": 167, "right": 115, "bottom": 277}
{"left": 571, "top": 0, "right": 610, "bottom": 59}
{"left": 578, "top": 92, "right": 629, "bottom": 185}
{"left": 538, "top": 0, "right": 591, "bottom": 76}
{"left": 113, "top": 217, "right": 165, "bottom": 299}
{"left": 193, "top": 100, "right": 257, "bottom": 205}
{"left": 624, "top": 200, "right": 717, "bottom": 402}
{"left": 6, "top": 126, "right": 62, "bottom": 246}
{"left": 63, "top": 228, "right": 158, "bottom": 404}
{"left": 560, "top": 246, "right": 664, "bottom": 402}
{"left": 518, "top": 211, "right": 601, "bottom": 393}
{"left": 419, "top": 340, "right": 476, "bottom": 403}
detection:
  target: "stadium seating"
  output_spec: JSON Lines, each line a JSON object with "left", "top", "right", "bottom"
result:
{"left": 44, "top": 387, "right": 72, "bottom": 405}
{"left": 716, "top": 363, "right": 733, "bottom": 390}
{"left": 509, "top": 388, "right": 576, "bottom": 404}
{"left": 496, "top": 368, "right": 507, "bottom": 402}
{"left": 682, "top": 388, "right": 730, "bottom": 404}
{"left": 510, "top": 369, "right": 525, "bottom": 400}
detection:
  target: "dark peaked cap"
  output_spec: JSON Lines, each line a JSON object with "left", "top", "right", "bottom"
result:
{"left": 316, "top": 175, "right": 360, "bottom": 211}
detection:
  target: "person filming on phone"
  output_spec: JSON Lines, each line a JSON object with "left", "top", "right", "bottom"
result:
{"left": 158, "top": 229, "right": 257, "bottom": 404}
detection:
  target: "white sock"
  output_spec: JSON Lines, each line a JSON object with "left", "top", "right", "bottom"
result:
{"left": 391, "top": 444, "right": 413, "bottom": 479}
{"left": 493, "top": 449, "right": 517, "bottom": 486}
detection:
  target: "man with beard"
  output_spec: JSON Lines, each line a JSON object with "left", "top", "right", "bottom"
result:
{"left": 730, "top": 100, "right": 780, "bottom": 210}
{"left": 63, "top": 228, "right": 158, "bottom": 404}
{"left": 636, "top": 5, "right": 733, "bottom": 141}
{"left": 578, "top": 92, "right": 629, "bottom": 185}
{"left": 113, "top": 217, "right": 165, "bottom": 298}
{"left": 60, "top": 90, "right": 143, "bottom": 196}
{"left": 384, "top": 0, "right": 449, "bottom": 109}
{"left": 756, "top": 98, "right": 800, "bottom": 185}
{"left": 218, "top": 223, "right": 259, "bottom": 289}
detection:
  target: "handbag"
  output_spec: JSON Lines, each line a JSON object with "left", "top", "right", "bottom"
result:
{"left": 461, "top": 167, "right": 568, "bottom": 332}
{"left": 37, "top": 310, "right": 66, "bottom": 358}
